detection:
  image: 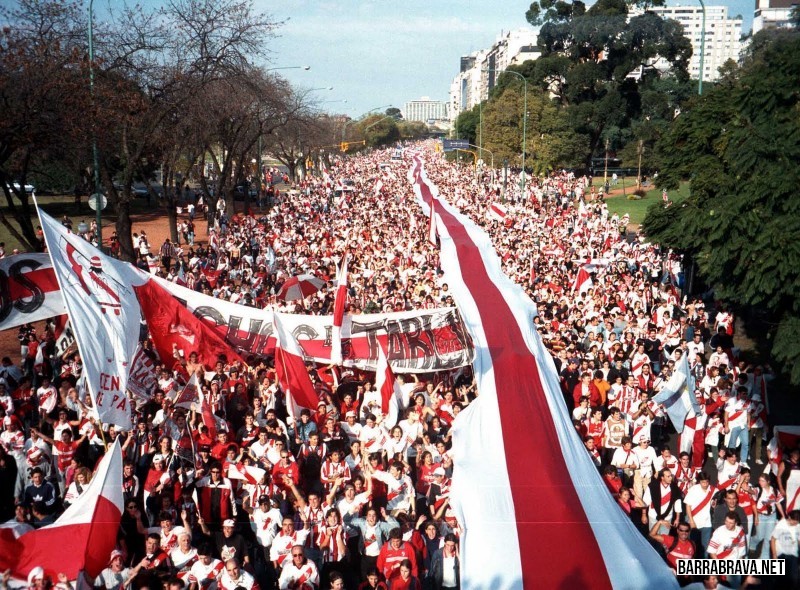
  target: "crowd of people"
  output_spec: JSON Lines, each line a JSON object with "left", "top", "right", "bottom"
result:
{"left": 0, "top": 142, "right": 798, "bottom": 590}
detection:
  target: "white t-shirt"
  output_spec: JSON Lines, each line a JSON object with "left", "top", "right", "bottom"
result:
{"left": 771, "top": 519, "right": 800, "bottom": 557}
{"left": 684, "top": 484, "right": 717, "bottom": 529}
{"left": 633, "top": 446, "right": 657, "bottom": 477}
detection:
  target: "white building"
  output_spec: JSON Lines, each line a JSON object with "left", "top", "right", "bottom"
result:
{"left": 633, "top": 5, "right": 743, "bottom": 82}
{"left": 403, "top": 97, "right": 448, "bottom": 123}
{"left": 449, "top": 28, "right": 540, "bottom": 121}
{"left": 753, "top": 0, "right": 798, "bottom": 33}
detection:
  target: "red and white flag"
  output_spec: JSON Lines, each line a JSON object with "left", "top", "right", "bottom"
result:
{"left": 38, "top": 208, "right": 145, "bottom": 430}
{"left": 487, "top": 202, "right": 507, "bottom": 223}
{"left": 572, "top": 266, "right": 593, "bottom": 295}
{"left": 374, "top": 343, "right": 402, "bottom": 428}
{"left": 0, "top": 253, "right": 65, "bottom": 331}
{"left": 374, "top": 178, "right": 384, "bottom": 195}
{"left": 428, "top": 198, "right": 438, "bottom": 246}
{"left": 409, "top": 156, "right": 677, "bottom": 590}
{"left": 135, "top": 277, "right": 247, "bottom": 370}
{"left": 175, "top": 372, "right": 202, "bottom": 411}
{"left": 330, "top": 253, "right": 350, "bottom": 365}
{"left": 227, "top": 462, "right": 266, "bottom": 484}
{"left": 0, "top": 438, "right": 124, "bottom": 580}
{"left": 273, "top": 313, "right": 321, "bottom": 423}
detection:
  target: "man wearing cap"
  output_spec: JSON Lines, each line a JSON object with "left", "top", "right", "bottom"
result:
{"left": 96, "top": 549, "right": 136, "bottom": 589}
{"left": 427, "top": 467, "right": 457, "bottom": 530}
{"left": 339, "top": 411, "right": 362, "bottom": 445}
{"left": 252, "top": 494, "right": 283, "bottom": 565}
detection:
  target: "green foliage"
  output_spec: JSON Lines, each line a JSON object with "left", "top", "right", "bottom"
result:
{"left": 523, "top": 0, "right": 691, "bottom": 165}
{"left": 454, "top": 104, "right": 480, "bottom": 145}
{"left": 644, "top": 33, "right": 800, "bottom": 382}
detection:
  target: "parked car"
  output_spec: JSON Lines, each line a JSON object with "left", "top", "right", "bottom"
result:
{"left": 2, "top": 182, "right": 35, "bottom": 194}
{"left": 233, "top": 182, "right": 258, "bottom": 201}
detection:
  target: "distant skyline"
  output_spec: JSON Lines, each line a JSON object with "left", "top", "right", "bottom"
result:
{"left": 124, "top": 0, "right": 755, "bottom": 117}
{"left": 264, "top": 0, "right": 754, "bottom": 117}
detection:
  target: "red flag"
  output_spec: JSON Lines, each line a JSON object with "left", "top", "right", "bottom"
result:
{"left": 572, "top": 266, "right": 593, "bottom": 295}
{"left": 0, "top": 439, "right": 124, "bottom": 580}
{"left": 331, "top": 253, "right": 349, "bottom": 365}
{"left": 134, "top": 278, "right": 246, "bottom": 369}
{"left": 374, "top": 343, "right": 402, "bottom": 428}
{"left": 273, "top": 314, "right": 320, "bottom": 422}
{"left": 201, "top": 267, "right": 221, "bottom": 287}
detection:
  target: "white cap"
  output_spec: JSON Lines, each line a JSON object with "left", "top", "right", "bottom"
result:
{"left": 152, "top": 454, "right": 164, "bottom": 463}
{"left": 433, "top": 467, "right": 446, "bottom": 477}
{"left": 27, "top": 567, "right": 44, "bottom": 584}
{"left": 223, "top": 519, "right": 236, "bottom": 528}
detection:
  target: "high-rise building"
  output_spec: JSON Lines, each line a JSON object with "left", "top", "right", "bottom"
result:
{"left": 449, "top": 28, "right": 540, "bottom": 122}
{"left": 753, "top": 0, "right": 798, "bottom": 32}
{"left": 403, "top": 97, "right": 448, "bottom": 123}
{"left": 631, "top": 5, "right": 743, "bottom": 82}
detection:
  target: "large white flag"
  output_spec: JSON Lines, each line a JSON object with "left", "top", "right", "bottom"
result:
{"left": 37, "top": 209, "right": 147, "bottom": 430}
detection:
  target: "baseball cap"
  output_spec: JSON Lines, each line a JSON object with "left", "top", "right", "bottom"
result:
{"left": 109, "top": 549, "right": 125, "bottom": 563}
{"left": 433, "top": 467, "right": 446, "bottom": 477}
{"left": 345, "top": 411, "right": 357, "bottom": 418}
{"left": 27, "top": 567, "right": 44, "bottom": 584}
{"left": 3, "top": 416, "right": 12, "bottom": 426}
{"left": 152, "top": 454, "right": 164, "bottom": 463}
{"left": 258, "top": 494, "right": 270, "bottom": 504}
{"left": 223, "top": 519, "right": 236, "bottom": 528}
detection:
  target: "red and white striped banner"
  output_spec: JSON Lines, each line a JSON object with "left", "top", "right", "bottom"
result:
{"left": 0, "top": 253, "right": 65, "bottom": 331}
{"left": 408, "top": 155, "right": 676, "bottom": 590}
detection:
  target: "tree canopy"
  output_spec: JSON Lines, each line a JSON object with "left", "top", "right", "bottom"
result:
{"left": 643, "top": 31, "right": 800, "bottom": 382}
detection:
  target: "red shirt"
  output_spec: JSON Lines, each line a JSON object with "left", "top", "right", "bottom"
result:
{"left": 377, "top": 542, "right": 418, "bottom": 582}
{"left": 661, "top": 535, "right": 695, "bottom": 569}
{"left": 54, "top": 440, "right": 80, "bottom": 471}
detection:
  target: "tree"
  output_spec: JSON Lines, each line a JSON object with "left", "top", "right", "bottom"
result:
{"left": 0, "top": 0, "right": 89, "bottom": 250}
{"left": 643, "top": 31, "right": 800, "bottom": 383}
{"left": 524, "top": 0, "right": 691, "bottom": 165}
{"left": 454, "top": 105, "right": 480, "bottom": 145}
{"left": 386, "top": 107, "right": 403, "bottom": 119}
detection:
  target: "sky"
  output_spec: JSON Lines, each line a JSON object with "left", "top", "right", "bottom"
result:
{"left": 262, "top": 0, "right": 754, "bottom": 117}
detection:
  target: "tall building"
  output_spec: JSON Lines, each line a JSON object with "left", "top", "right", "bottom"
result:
{"left": 632, "top": 5, "right": 743, "bottom": 82}
{"left": 449, "top": 28, "right": 540, "bottom": 122}
{"left": 403, "top": 97, "right": 448, "bottom": 123}
{"left": 753, "top": 0, "right": 798, "bottom": 32}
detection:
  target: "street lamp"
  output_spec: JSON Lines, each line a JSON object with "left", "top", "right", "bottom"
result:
{"left": 484, "top": 69, "right": 527, "bottom": 196}
{"left": 342, "top": 104, "right": 392, "bottom": 142}
{"left": 365, "top": 114, "right": 400, "bottom": 131}
{"left": 88, "top": 0, "right": 102, "bottom": 248}
{"left": 697, "top": 0, "right": 706, "bottom": 95}
{"left": 468, "top": 143, "right": 494, "bottom": 169}
{"left": 266, "top": 65, "right": 311, "bottom": 72}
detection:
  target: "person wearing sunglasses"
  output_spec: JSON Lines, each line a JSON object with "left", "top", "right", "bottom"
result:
{"left": 277, "top": 545, "right": 320, "bottom": 590}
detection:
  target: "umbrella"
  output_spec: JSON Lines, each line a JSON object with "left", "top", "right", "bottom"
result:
{"left": 277, "top": 273, "right": 325, "bottom": 301}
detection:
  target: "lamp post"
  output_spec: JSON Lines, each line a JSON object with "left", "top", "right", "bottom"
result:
{"left": 484, "top": 69, "right": 527, "bottom": 196}
{"left": 266, "top": 65, "right": 311, "bottom": 72}
{"left": 697, "top": 0, "right": 706, "bottom": 95}
{"left": 467, "top": 143, "right": 493, "bottom": 169}
{"left": 88, "top": 0, "right": 102, "bottom": 248}
{"left": 342, "top": 104, "right": 392, "bottom": 143}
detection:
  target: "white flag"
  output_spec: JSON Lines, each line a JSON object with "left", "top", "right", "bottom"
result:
{"left": 37, "top": 208, "right": 147, "bottom": 430}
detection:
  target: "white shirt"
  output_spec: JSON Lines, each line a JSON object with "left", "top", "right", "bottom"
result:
{"left": 252, "top": 506, "right": 283, "bottom": 548}
{"left": 278, "top": 559, "right": 319, "bottom": 590}
{"left": 684, "top": 484, "right": 717, "bottom": 529}
{"left": 633, "top": 446, "right": 657, "bottom": 477}
{"left": 708, "top": 524, "right": 747, "bottom": 560}
{"left": 771, "top": 519, "right": 800, "bottom": 557}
